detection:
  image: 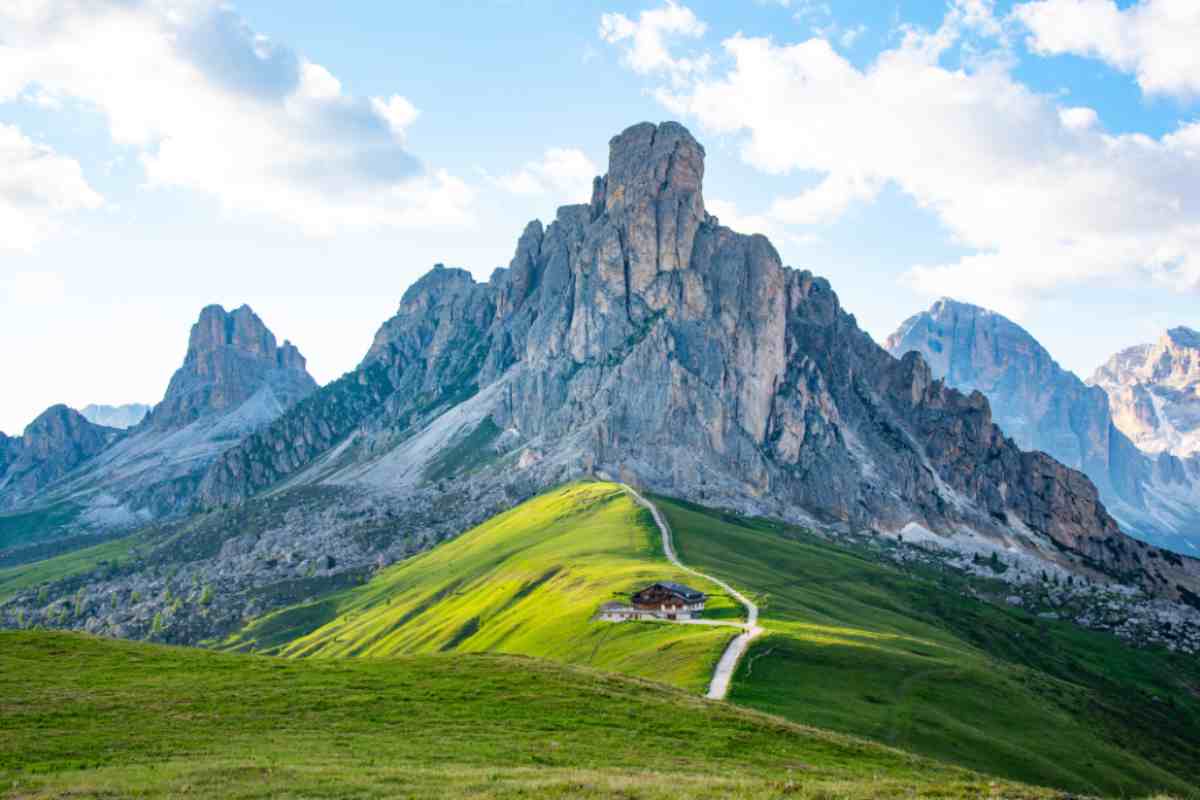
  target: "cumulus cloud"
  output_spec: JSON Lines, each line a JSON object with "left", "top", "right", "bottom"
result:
{"left": 0, "top": 124, "right": 102, "bottom": 252}
{"left": 600, "top": 1, "right": 710, "bottom": 85}
{"left": 606, "top": 1, "right": 1200, "bottom": 314}
{"left": 494, "top": 148, "right": 599, "bottom": 203}
{"left": 0, "top": 1, "right": 473, "bottom": 235}
{"left": 1014, "top": 0, "right": 1200, "bottom": 99}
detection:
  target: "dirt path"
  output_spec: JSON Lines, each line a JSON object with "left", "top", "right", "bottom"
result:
{"left": 622, "top": 484, "right": 764, "bottom": 701}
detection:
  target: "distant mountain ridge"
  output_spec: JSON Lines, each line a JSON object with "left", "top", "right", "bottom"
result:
{"left": 1090, "top": 327, "right": 1200, "bottom": 458}
{"left": 887, "top": 299, "right": 1200, "bottom": 555}
{"left": 0, "top": 406, "right": 123, "bottom": 513}
{"left": 80, "top": 404, "right": 150, "bottom": 430}
{"left": 0, "top": 304, "right": 316, "bottom": 545}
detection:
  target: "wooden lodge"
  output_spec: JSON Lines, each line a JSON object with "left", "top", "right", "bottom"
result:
{"left": 596, "top": 582, "right": 707, "bottom": 622}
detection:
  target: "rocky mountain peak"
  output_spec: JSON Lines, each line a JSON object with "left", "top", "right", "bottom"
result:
{"left": 201, "top": 120, "right": 1200, "bottom": 608}
{"left": 80, "top": 403, "right": 151, "bottom": 430}
{"left": 1091, "top": 326, "right": 1200, "bottom": 457}
{"left": 1165, "top": 326, "right": 1200, "bottom": 350}
{"left": 145, "top": 304, "right": 317, "bottom": 431}
{"left": 189, "top": 304, "right": 276, "bottom": 364}
{"left": 591, "top": 121, "right": 708, "bottom": 291}
{"left": 885, "top": 300, "right": 1200, "bottom": 553}
{"left": 0, "top": 405, "right": 123, "bottom": 509}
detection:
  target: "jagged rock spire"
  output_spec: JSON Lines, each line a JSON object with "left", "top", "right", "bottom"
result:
{"left": 146, "top": 304, "right": 316, "bottom": 431}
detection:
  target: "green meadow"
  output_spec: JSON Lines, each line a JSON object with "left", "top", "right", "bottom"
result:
{"left": 0, "top": 534, "right": 138, "bottom": 601}
{"left": 11, "top": 480, "right": 1198, "bottom": 798}
{"left": 224, "top": 482, "right": 739, "bottom": 692}
{"left": 0, "top": 630, "right": 1071, "bottom": 799}
{"left": 657, "top": 496, "right": 1200, "bottom": 799}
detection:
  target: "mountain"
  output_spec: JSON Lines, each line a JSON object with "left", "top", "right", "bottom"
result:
{"left": 79, "top": 403, "right": 150, "bottom": 429}
{"left": 197, "top": 121, "right": 1196, "bottom": 604}
{"left": 886, "top": 299, "right": 1200, "bottom": 554}
{"left": 0, "top": 304, "right": 316, "bottom": 545}
{"left": 1090, "top": 327, "right": 1200, "bottom": 457}
{"left": 0, "top": 406, "right": 123, "bottom": 514}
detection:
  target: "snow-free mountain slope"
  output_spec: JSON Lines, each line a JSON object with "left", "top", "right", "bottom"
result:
{"left": 0, "top": 304, "right": 317, "bottom": 545}
{"left": 200, "top": 121, "right": 1199, "bottom": 605}
{"left": 1091, "top": 327, "right": 1200, "bottom": 458}
{"left": 886, "top": 299, "right": 1200, "bottom": 554}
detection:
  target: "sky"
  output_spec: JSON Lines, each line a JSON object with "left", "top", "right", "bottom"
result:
{"left": 2, "top": 0, "right": 1200, "bottom": 434}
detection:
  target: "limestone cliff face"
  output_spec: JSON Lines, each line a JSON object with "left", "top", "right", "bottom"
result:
{"left": 1091, "top": 328, "right": 1200, "bottom": 458}
{"left": 200, "top": 121, "right": 1199, "bottom": 600}
{"left": 0, "top": 406, "right": 123, "bottom": 510}
{"left": 0, "top": 305, "right": 317, "bottom": 540}
{"left": 885, "top": 300, "right": 1200, "bottom": 555}
{"left": 146, "top": 304, "right": 315, "bottom": 431}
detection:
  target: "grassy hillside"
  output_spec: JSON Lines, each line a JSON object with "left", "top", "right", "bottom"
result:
{"left": 657, "top": 496, "right": 1200, "bottom": 799}
{"left": 224, "top": 482, "right": 739, "bottom": 692}
{"left": 0, "top": 534, "right": 138, "bottom": 601}
{"left": 0, "top": 501, "right": 82, "bottom": 550}
{"left": 0, "top": 631, "right": 1072, "bottom": 799}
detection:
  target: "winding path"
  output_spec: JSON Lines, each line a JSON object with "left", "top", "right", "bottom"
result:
{"left": 622, "top": 484, "right": 764, "bottom": 700}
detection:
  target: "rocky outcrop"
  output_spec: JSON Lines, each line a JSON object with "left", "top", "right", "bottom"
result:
{"left": 146, "top": 305, "right": 315, "bottom": 431}
{"left": 200, "top": 121, "right": 1200, "bottom": 602}
{"left": 886, "top": 300, "right": 1200, "bottom": 554}
{"left": 0, "top": 305, "right": 317, "bottom": 542}
{"left": 0, "top": 406, "right": 123, "bottom": 510}
{"left": 80, "top": 404, "right": 151, "bottom": 430}
{"left": 1090, "top": 327, "right": 1200, "bottom": 458}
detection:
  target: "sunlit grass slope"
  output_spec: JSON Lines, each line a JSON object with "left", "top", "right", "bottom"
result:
{"left": 224, "top": 482, "right": 738, "bottom": 692}
{"left": 1, "top": 631, "right": 1072, "bottom": 799}
{"left": 657, "top": 496, "right": 1200, "bottom": 799}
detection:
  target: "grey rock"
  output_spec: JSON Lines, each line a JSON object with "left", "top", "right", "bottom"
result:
{"left": 886, "top": 299, "right": 1200, "bottom": 555}
{"left": 202, "top": 121, "right": 1199, "bottom": 606}
{"left": 0, "top": 406, "right": 123, "bottom": 511}
{"left": 1090, "top": 327, "right": 1200, "bottom": 457}
{"left": 0, "top": 305, "right": 317, "bottom": 542}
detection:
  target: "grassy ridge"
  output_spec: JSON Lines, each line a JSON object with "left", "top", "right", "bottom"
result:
{"left": 0, "top": 630, "right": 1071, "bottom": 799}
{"left": 657, "top": 496, "right": 1200, "bottom": 799}
{"left": 224, "top": 482, "right": 738, "bottom": 693}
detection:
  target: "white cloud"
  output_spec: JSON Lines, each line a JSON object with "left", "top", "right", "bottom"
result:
{"left": 600, "top": 1, "right": 710, "bottom": 85}
{"left": 0, "top": 1, "right": 473, "bottom": 235}
{"left": 608, "top": 1, "right": 1200, "bottom": 312}
{"left": 5, "top": 270, "right": 66, "bottom": 306}
{"left": 769, "top": 173, "right": 881, "bottom": 225}
{"left": 495, "top": 148, "right": 599, "bottom": 204}
{"left": 1014, "top": 0, "right": 1200, "bottom": 98}
{"left": 0, "top": 123, "right": 102, "bottom": 252}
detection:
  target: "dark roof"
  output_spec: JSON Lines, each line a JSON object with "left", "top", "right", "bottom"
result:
{"left": 642, "top": 582, "right": 705, "bottom": 601}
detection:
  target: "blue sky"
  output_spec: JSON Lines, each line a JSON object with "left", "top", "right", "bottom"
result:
{"left": 2, "top": 0, "right": 1199, "bottom": 433}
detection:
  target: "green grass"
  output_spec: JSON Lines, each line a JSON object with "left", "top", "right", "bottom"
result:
{"left": 0, "top": 534, "right": 138, "bottom": 601}
{"left": 224, "top": 482, "right": 739, "bottom": 693}
{"left": 0, "top": 501, "right": 82, "bottom": 550}
{"left": 656, "top": 496, "right": 1200, "bottom": 799}
{"left": 0, "top": 630, "right": 1075, "bottom": 799}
